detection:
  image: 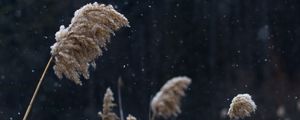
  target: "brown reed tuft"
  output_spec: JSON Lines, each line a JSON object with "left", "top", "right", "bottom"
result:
{"left": 228, "top": 93, "right": 256, "bottom": 119}
{"left": 50, "top": 2, "right": 129, "bottom": 85}
{"left": 126, "top": 114, "right": 136, "bottom": 120}
{"left": 150, "top": 76, "right": 192, "bottom": 119}
{"left": 98, "top": 88, "right": 119, "bottom": 120}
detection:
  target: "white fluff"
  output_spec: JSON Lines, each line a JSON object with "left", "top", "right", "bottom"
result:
{"left": 228, "top": 93, "right": 256, "bottom": 119}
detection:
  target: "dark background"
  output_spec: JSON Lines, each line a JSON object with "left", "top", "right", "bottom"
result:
{"left": 0, "top": 0, "right": 300, "bottom": 119}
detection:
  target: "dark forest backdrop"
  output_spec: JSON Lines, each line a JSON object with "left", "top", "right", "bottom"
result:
{"left": 0, "top": 0, "right": 300, "bottom": 119}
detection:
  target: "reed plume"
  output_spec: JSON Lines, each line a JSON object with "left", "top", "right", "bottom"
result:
{"left": 23, "top": 2, "right": 128, "bottom": 120}
{"left": 150, "top": 76, "right": 192, "bottom": 119}
{"left": 50, "top": 2, "right": 129, "bottom": 85}
{"left": 126, "top": 114, "right": 136, "bottom": 120}
{"left": 99, "top": 88, "right": 120, "bottom": 120}
{"left": 228, "top": 93, "right": 256, "bottom": 119}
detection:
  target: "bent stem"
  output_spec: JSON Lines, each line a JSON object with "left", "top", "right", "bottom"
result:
{"left": 22, "top": 56, "right": 53, "bottom": 120}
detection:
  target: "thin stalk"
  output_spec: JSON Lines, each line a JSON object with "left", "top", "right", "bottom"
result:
{"left": 150, "top": 113, "right": 156, "bottom": 120}
{"left": 22, "top": 56, "right": 53, "bottom": 120}
{"left": 148, "top": 101, "right": 151, "bottom": 120}
{"left": 118, "top": 77, "right": 124, "bottom": 120}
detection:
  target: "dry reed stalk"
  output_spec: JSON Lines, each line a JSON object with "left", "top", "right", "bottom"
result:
{"left": 99, "top": 88, "right": 119, "bottom": 120}
{"left": 51, "top": 2, "right": 129, "bottom": 85}
{"left": 228, "top": 93, "right": 256, "bottom": 119}
{"left": 118, "top": 77, "right": 124, "bottom": 120}
{"left": 22, "top": 57, "right": 53, "bottom": 120}
{"left": 150, "top": 76, "right": 192, "bottom": 119}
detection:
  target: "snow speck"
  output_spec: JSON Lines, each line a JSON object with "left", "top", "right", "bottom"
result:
{"left": 114, "top": 5, "right": 118, "bottom": 9}
{"left": 297, "top": 100, "right": 300, "bottom": 111}
{"left": 232, "top": 64, "right": 239, "bottom": 68}
{"left": 1, "top": 75, "right": 5, "bottom": 80}
{"left": 131, "top": 73, "right": 136, "bottom": 77}
{"left": 276, "top": 105, "right": 285, "bottom": 117}
{"left": 15, "top": 10, "right": 22, "bottom": 18}
{"left": 179, "top": 40, "right": 184, "bottom": 44}
{"left": 122, "top": 64, "right": 129, "bottom": 69}
{"left": 54, "top": 82, "right": 62, "bottom": 88}
{"left": 257, "top": 25, "right": 270, "bottom": 42}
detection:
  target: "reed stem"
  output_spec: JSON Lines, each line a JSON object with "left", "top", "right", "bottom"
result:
{"left": 118, "top": 77, "right": 124, "bottom": 120}
{"left": 150, "top": 113, "right": 156, "bottom": 120}
{"left": 22, "top": 56, "right": 53, "bottom": 120}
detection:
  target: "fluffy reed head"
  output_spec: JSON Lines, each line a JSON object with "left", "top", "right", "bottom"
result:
{"left": 98, "top": 88, "right": 119, "bottom": 120}
{"left": 126, "top": 114, "right": 136, "bottom": 120}
{"left": 228, "top": 94, "right": 257, "bottom": 119}
{"left": 150, "top": 76, "right": 192, "bottom": 119}
{"left": 50, "top": 2, "right": 129, "bottom": 85}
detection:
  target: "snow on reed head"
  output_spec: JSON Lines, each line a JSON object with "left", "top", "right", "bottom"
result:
{"left": 151, "top": 76, "right": 192, "bottom": 119}
{"left": 50, "top": 2, "right": 129, "bottom": 85}
{"left": 228, "top": 93, "right": 256, "bottom": 119}
{"left": 98, "top": 88, "right": 119, "bottom": 120}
